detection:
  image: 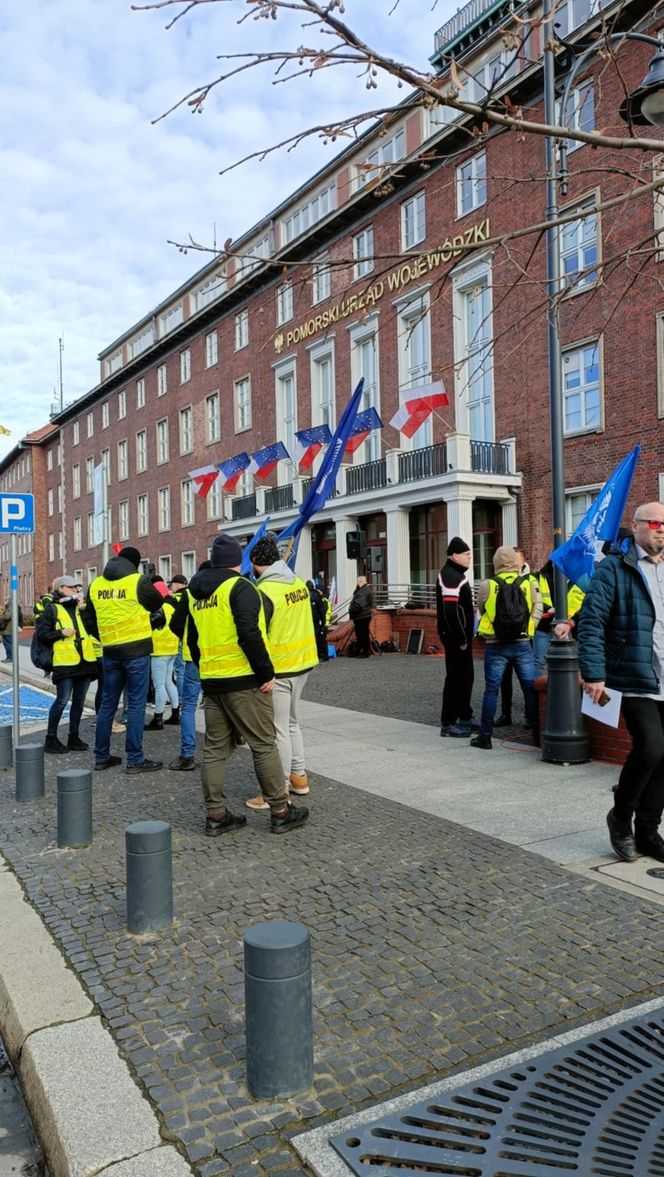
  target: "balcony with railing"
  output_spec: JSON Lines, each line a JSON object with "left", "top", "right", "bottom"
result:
{"left": 434, "top": 0, "right": 506, "bottom": 53}
{"left": 470, "top": 440, "right": 510, "bottom": 475}
{"left": 399, "top": 442, "right": 448, "bottom": 484}
{"left": 265, "top": 484, "right": 294, "bottom": 513}
{"left": 345, "top": 458, "right": 387, "bottom": 496}
{"left": 231, "top": 493, "right": 257, "bottom": 521}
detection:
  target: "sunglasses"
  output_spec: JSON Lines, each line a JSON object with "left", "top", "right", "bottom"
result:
{"left": 636, "top": 519, "right": 664, "bottom": 531}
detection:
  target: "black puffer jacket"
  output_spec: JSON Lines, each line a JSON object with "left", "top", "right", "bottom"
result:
{"left": 39, "top": 594, "right": 98, "bottom": 684}
{"left": 186, "top": 566, "right": 275, "bottom": 693}
{"left": 349, "top": 584, "right": 373, "bottom": 621}
{"left": 577, "top": 541, "right": 658, "bottom": 694}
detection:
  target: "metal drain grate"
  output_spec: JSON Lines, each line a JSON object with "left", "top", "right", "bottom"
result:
{"left": 330, "top": 1005, "right": 664, "bottom": 1175}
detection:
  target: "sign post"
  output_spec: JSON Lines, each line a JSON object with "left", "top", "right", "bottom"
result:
{"left": 0, "top": 494, "right": 35, "bottom": 747}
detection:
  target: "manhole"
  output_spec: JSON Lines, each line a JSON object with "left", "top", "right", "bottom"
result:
{"left": 647, "top": 869, "right": 664, "bottom": 880}
{"left": 330, "top": 1005, "right": 664, "bottom": 1175}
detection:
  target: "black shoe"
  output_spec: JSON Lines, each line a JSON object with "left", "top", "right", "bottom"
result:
{"left": 126, "top": 758, "right": 163, "bottom": 775}
{"left": 607, "top": 808, "right": 638, "bottom": 862}
{"left": 493, "top": 714, "right": 512, "bottom": 727}
{"left": 44, "top": 736, "right": 68, "bottom": 754}
{"left": 67, "top": 735, "right": 89, "bottom": 752}
{"left": 271, "top": 803, "right": 309, "bottom": 834}
{"left": 634, "top": 830, "right": 664, "bottom": 862}
{"left": 95, "top": 755, "right": 122, "bottom": 771}
{"left": 169, "top": 756, "right": 198, "bottom": 771}
{"left": 470, "top": 734, "right": 493, "bottom": 750}
{"left": 206, "top": 810, "right": 247, "bottom": 836}
{"left": 164, "top": 708, "right": 180, "bottom": 726}
{"left": 144, "top": 714, "right": 164, "bottom": 731}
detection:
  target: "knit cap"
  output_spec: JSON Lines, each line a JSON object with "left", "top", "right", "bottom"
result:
{"left": 119, "top": 546, "right": 141, "bottom": 568}
{"left": 447, "top": 536, "right": 471, "bottom": 557}
{"left": 211, "top": 533, "right": 243, "bottom": 568}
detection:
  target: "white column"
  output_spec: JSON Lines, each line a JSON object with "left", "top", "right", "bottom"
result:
{"left": 502, "top": 498, "right": 518, "bottom": 548}
{"left": 445, "top": 494, "right": 475, "bottom": 578}
{"left": 385, "top": 506, "right": 411, "bottom": 602}
{"left": 445, "top": 432, "right": 471, "bottom": 472}
{"left": 294, "top": 528, "right": 313, "bottom": 582}
{"left": 335, "top": 517, "right": 360, "bottom": 605}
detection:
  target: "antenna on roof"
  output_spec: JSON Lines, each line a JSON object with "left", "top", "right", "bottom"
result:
{"left": 58, "top": 335, "right": 64, "bottom": 411}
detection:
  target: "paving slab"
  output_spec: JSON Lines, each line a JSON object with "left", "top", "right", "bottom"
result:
{"left": 101, "top": 1146, "right": 194, "bottom": 1175}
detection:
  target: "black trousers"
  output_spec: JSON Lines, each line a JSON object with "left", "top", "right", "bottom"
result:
{"left": 353, "top": 617, "right": 371, "bottom": 657}
{"left": 440, "top": 643, "right": 474, "bottom": 725}
{"left": 614, "top": 697, "right": 664, "bottom": 834}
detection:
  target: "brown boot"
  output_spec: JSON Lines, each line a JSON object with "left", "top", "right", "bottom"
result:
{"left": 289, "top": 772, "right": 309, "bottom": 796}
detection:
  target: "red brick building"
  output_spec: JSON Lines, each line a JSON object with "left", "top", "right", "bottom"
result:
{"left": 4, "top": 0, "right": 663, "bottom": 610}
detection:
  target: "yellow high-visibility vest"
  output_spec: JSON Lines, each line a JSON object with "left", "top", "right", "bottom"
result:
{"left": 88, "top": 574, "right": 152, "bottom": 648}
{"left": 151, "top": 601, "right": 179, "bottom": 656}
{"left": 51, "top": 603, "right": 101, "bottom": 668}
{"left": 189, "top": 576, "right": 269, "bottom": 680}
{"left": 478, "top": 572, "right": 536, "bottom": 638}
{"left": 259, "top": 577, "right": 318, "bottom": 675}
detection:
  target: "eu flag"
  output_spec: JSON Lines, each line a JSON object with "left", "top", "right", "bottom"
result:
{"left": 218, "top": 452, "right": 250, "bottom": 492}
{"left": 249, "top": 442, "right": 290, "bottom": 481}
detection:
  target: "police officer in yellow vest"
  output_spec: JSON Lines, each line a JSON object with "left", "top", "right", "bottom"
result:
{"left": 41, "top": 576, "right": 100, "bottom": 754}
{"left": 168, "top": 563, "right": 209, "bottom": 772}
{"left": 86, "top": 546, "right": 165, "bottom": 773}
{"left": 471, "top": 545, "right": 541, "bottom": 750}
{"left": 145, "top": 581, "right": 180, "bottom": 731}
{"left": 245, "top": 532, "right": 319, "bottom": 811}
{"left": 186, "top": 532, "right": 309, "bottom": 836}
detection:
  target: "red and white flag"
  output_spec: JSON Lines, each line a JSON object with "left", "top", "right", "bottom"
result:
{"left": 188, "top": 465, "right": 219, "bottom": 499}
{"left": 389, "top": 382, "right": 449, "bottom": 439}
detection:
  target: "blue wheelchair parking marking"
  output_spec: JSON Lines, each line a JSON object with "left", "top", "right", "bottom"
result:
{"left": 0, "top": 684, "right": 66, "bottom": 726}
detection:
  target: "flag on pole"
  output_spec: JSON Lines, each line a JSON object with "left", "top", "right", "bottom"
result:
{"left": 550, "top": 444, "right": 640, "bottom": 589}
{"left": 241, "top": 517, "right": 272, "bottom": 576}
{"left": 328, "top": 576, "right": 338, "bottom": 607}
{"left": 295, "top": 424, "right": 333, "bottom": 470}
{"left": 344, "top": 407, "right": 384, "bottom": 455}
{"left": 248, "top": 442, "right": 290, "bottom": 481}
{"left": 389, "top": 382, "right": 449, "bottom": 439}
{"left": 188, "top": 464, "right": 219, "bottom": 499}
{"left": 217, "top": 452, "right": 250, "bottom": 492}
{"left": 276, "top": 379, "right": 365, "bottom": 568}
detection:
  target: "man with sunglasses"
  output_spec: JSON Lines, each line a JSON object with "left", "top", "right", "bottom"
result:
{"left": 578, "top": 503, "right": 664, "bottom": 863}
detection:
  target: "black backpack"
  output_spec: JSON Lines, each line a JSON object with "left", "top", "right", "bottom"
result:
{"left": 30, "top": 616, "right": 53, "bottom": 673}
{"left": 491, "top": 574, "right": 530, "bottom": 640}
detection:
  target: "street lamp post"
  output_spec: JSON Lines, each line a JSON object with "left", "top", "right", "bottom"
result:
{"left": 540, "top": 13, "right": 664, "bottom": 763}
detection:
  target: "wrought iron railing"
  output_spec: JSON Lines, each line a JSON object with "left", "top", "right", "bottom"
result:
{"left": 231, "top": 493, "right": 257, "bottom": 521}
{"left": 398, "top": 442, "right": 448, "bottom": 483}
{"left": 301, "top": 477, "right": 339, "bottom": 499}
{"left": 345, "top": 458, "right": 387, "bottom": 496}
{"left": 264, "top": 484, "right": 294, "bottom": 513}
{"left": 470, "top": 440, "right": 511, "bottom": 475}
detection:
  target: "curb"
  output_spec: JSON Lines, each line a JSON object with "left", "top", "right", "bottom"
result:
{"left": 0, "top": 854, "right": 194, "bottom": 1176}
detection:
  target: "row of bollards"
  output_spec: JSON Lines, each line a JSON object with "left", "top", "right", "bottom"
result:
{"left": 0, "top": 721, "right": 313, "bottom": 1098}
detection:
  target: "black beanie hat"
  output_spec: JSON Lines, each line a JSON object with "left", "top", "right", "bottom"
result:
{"left": 447, "top": 536, "right": 471, "bottom": 557}
{"left": 211, "top": 533, "right": 243, "bottom": 568}
{"left": 251, "top": 533, "right": 281, "bottom": 567}
{"left": 119, "top": 546, "right": 141, "bottom": 568}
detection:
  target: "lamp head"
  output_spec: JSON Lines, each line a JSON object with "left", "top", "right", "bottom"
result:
{"left": 620, "top": 48, "right": 664, "bottom": 127}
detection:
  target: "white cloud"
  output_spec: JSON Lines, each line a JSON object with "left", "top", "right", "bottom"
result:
{"left": 0, "top": 0, "right": 456, "bottom": 459}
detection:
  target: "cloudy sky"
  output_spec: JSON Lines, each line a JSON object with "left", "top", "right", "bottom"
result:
{"left": 0, "top": 0, "right": 456, "bottom": 463}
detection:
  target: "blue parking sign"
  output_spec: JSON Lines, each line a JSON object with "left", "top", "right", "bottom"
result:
{"left": 0, "top": 493, "right": 35, "bottom": 533}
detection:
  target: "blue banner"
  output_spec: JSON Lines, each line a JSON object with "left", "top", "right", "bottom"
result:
{"left": 241, "top": 517, "right": 271, "bottom": 577}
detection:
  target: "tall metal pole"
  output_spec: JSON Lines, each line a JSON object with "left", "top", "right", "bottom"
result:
{"left": 102, "top": 463, "right": 109, "bottom": 570}
{"left": 541, "top": 0, "right": 590, "bottom": 764}
{"left": 10, "top": 534, "right": 19, "bottom": 747}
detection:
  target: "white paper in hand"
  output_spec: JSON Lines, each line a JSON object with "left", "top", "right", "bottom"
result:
{"left": 581, "top": 688, "right": 622, "bottom": 728}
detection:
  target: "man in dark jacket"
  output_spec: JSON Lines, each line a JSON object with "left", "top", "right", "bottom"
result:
{"left": 306, "top": 579, "right": 329, "bottom": 662}
{"left": 578, "top": 503, "right": 664, "bottom": 863}
{"left": 86, "top": 547, "right": 164, "bottom": 773}
{"left": 348, "top": 576, "right": 373, "bottom": 657}
{"left": 436, "top": 536, "right": 478, "bottom": 737}
{"left": 186, "top": 533, "right": 308, "bottom": 836}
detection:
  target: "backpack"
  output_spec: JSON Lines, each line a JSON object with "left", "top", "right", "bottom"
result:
{"left": 30, "top": 616, "right": 53, "bottom": 673}
{"left": 491, "top": 574, "right": 530, "bottom": 641}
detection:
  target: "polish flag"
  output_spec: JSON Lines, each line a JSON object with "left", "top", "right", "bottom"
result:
{"left": 188, "top": 465, "right": 219, "bottom": 499}
{"left": 389, "top": 382, "right": 449, "bottom": 438}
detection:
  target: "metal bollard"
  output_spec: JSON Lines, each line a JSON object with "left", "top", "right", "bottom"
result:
{"left": 0, "top": 724, "right": 12, "bottom": 768}
{"left": 15, "top": 744, "right": 45, "bottom": 802}
{"left": 57, "top": 769, "right": 92, "bottom": 848}
{"left": 244, "top": 920, "right": 313, "bottom": 1099}
{"left": 125, "top": 820, "right": 173, "bottom": 934}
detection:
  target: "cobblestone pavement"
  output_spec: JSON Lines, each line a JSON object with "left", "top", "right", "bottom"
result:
{"left": 0, "top": 659, "right": 662, "bottom": 1176}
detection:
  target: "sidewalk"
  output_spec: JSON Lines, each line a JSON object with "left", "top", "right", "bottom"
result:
{"left": 0, "top": 652, "right": 663, "bottom": 1176}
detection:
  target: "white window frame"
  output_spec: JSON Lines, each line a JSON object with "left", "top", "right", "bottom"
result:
{"left": 117, "top": 439, "right": 128, "bottom": 481}
{"left": 157, "top": 364, "right": 167, "bottom": 396}
{"left": 234, "top": 376, "right": 252, "bottom": 432}
{"left": 180, "top": 349, "right": 191, "bottom": 384}
{"left": 205, "top": 392, "right": 220, "bottom": 444}
{"left": 560, "top": 196, "right": 599, "bottom": 294}
{"left": 101, "top": 448, "right": 111, "bottom": 486}
{"left": 456, "top": 151, "right": 487, "bottom": 218}
{"left": 47, "top": 489, "right": 54, "bottom": 517}
{"left": 136, "top": 429, "right": 147, "bottom": 473}
{"left": 282, "top": 181, "right": 336, "bottom": 244}
{"left": 310, "top": 343, "right": 336, "bottom": 434}
{"left": 86, "top": 412, "right": 94, "bottom": 439}
{"left": 452, "top": 255, "right": 495, "bottom": 443}
{"left": 396, "top": 290, "right": 433, "bottom": 449}
{"left": 118, "top": 500, "right": 129, "bottom": 541}
{"left": 86, "top": 514, "right": 94, "bottom": 548}
{"left": 207, "top": 480, "right": 222, "bottom": 520}
{"left": 47, "top": 450, "right": 53, "bottom": 472}
{"left": 354, "top": 128, "right": 405, "bottom": 191}
{"left": 72, "top": 464, "right": 81, "bottom": 499}
{"left": 157, "top": 418, "right": 169, "bottom": 465}
{"left": 182, "top": 552, "right": 196, "bottom": 580}
{"left": 557, "top": 79, "right": 595, "bottom": 153}
{"left": 118, "top": 389, "right": 127, "bottom": 419}
{"left": 73, "top": 517, "right": 82, "bottom": 552}
{"left": 137, "top": 494, "right": 149, "bottom": 537}
{"left": 401, "top": 192, "right": 426, "bottom": 250}
{"left": 205, "top": 330, "right": 218, "bottom": 368}
{"left": 349, "top": 319, "right": 380, "bottom": 464}
{"left": 73, "top": 421, "right": 80, "bottom": 446}
{"left": 312, "top": 257, "right": 331, "bottom": 305}
{"left": 159, "top": 555, "right": 172, "bottom": 583}
{"left": 86, "top": 457, "right": 94, "bottom": 494}
{"left": 136, "top": 378, "right": 146, "bottom": 409}
{"left": 194, "top": 271, "right": 227, "bottom": 311}
{"left": 274, "top": 360, "right": 297, "bottom": 485}
{"left": 235, "top": 310, "right": 249, "bottom": 351}
{"left": 131, "top": 325, "right": 154, "bottom": 359}
{"left": 181, "top": 479, "right": 195, "bottom": 527}
{"left": 102, "top": 403, "right": 110, "bottom": 429}
{"left": 158, "top": 487, "right": 171, "bottom": 532}
{"left": 179, "top": 406, "right": 194, "bottom": 455}
{"left": 562, "top": 338, "right": 603, "bottom": 436}
{"left": 565, "top": 482, "right": 602, "bottom": 536}
{"left": 277, "top": 283, "right": 294, "bottom": 326}
{"left": 353, "top": 226, "right": 374, "bottom": 281}
{"left": 159, "top": 303, "right": 183, "bottom": 337}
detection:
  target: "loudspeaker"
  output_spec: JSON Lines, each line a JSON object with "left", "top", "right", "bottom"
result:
{"left": 346, "top": 530, "right": 366, "bottom": 560}
{"left": 366, "top": 548, "right": 384, "bottom": 573}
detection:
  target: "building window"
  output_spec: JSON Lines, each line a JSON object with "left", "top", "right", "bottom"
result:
{"left": 179, "top": 406, "right": 193, "bottom": 454}
{"left": 205, "top": 331, "right": 218, "bottom": 367}
{"left": 101, "top": 448, "right": 111, "bottom": 486}
{"left": 131, "top": 325, "right": 155, "bottom": 358}
{"left": 235, "top": 310, "right": 249, "bottom": 351}
{"left": 401, "top": 192, "right": 426, "bottom": 250}
{"left": 207, "top": 480, "right": 222, "bottom": 520}
{"left": 72, "top": 464, "right": 81, "bottom": 498}
{"left": 194, "top": 271, "right": 227, "bottom": 311}
{"left": 354, "top": 129, "right": 405, "bottom": 190}
{"left": 566, "top": 484, "right": 601, "bottom": 535}
{"left": 102, "top": 402, "right": 109, "bottom": 429}
{"left": 118, "top": 389, "right": 127, "bottom": 419}
{"left": 277, "top": 283, "right": 294, "bottom": 326}
{"left": 181, "top": 479, "right": 194, "bottom": 526}
{"left": 159, "top": 303, "right": 183, "bottom": 337}
{"left": 159, "top": 556, "right": 172, "bottom": 582}
{"left": 158, "top": 487, "right": 171, "bottom": 532}
{"left": 182, "top": 551, "right": 196, "bottom": 579}
{"left": 283, "top": 181, "right": 336, "bottom": 244}
{"left": 554, "top": 0, "right": 598, "bottom": 40}
{"left": 57, "top": 485, "right": 62, "bottom": 514}
{"left": 562, "top": 341, "right": 602, "bottom": 434}
{"left": 453, "top": 259, "right": 495, "bottom": 443}
{"left": 47, "top": 450, "right": 53, "bottom": 472}
{"left": 157, "top": 419, "right": 169, "bottom": 464}
{"left": 73, "top": 517, "right": 82, "bottom": 551}
{"left": 136, "top": 378, "right": 146, "bottom": 408}
{"left": 118, "top": 500, "right": 129, "bottom": 541}
{"left": 350, "top": 325, "right": 380, "bottom": 463}
{"left": 49, "top": 534, "right": 55, "bottom": 562}
{"left": 48, "top": 489, "right": 54, "bottom": 517}
{"left": 206, "top": 393, "right": 220, "bottom": 444}
{"left": 310, "top": 348, "right": 335, "bottom": 432}
{"left": 456, "top": 151, "right": 487, "bottom": 217}
{"left": 86, "top": 457, "right": 94, "bottom": 494}
{"left": 237, "top": 232, "right": 271, "bottom": 278}
{"left": 157, "top": 364, "right": 167, "bottom": 396}
{"left": 397, "top": 293, "right": 432, "bottom": 449}
{"left": 136, "top": 429, "right": 147, "bottom": 472}
{"left": 353, "top": 226, "right": 374, "bottom": 280}
{"left": 312, "top": 257, "right": 331, "bottom": 305}
{"left": 108, "top": 350, "right": 123, "bottom": 374}
{"left": 87, "top": 513, "right": 94, "bottom": 548}
{"left": 561, "top": 198, "right": 599, "bottom": 292}
{"left": 234, "top": 377, "right": 251, "bottom": 432}
{"left": 557, "top": 80, "right": 594, "bottom": 153}
{"left": 180, "top": 349, "right": 191, "bottom": 383}
{"left": 275, "top": 365, "right": 297, "bottom": 481}
{"left": 73, "top": 421, "right": 80, "bottom": 446}
{"left": 117, "top": 439, "right": 128, "bottom": 481}
{"left": 87, "top": 412, "right": 94, "bottom": 438}
{"left": 137, "top": 494, "right": 149, "bottom": 536}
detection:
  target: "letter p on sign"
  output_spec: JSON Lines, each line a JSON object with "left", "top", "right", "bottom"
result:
{"left": 0, "top": 493, "right": 35, "bottom": 533}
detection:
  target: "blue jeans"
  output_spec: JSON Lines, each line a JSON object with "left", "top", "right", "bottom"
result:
{"left": 180, "top": 662, "right": 201, "bottom": 759}
{"left": 481, "top": 641, "right": 537, "bottom": 737}
{"left": 2, "top": 634, "right": 12, "bottom": 661}
{"left": 94, "top": 654, "right": 150, "bottom": 766}
{"left": 151, "top": 655, "right": 178, "bottom": 713}
{"left": 534, "top": 630, "right": 552, "bottom": 676}
{"left": 174, "top": 648, "right": 185, "bottom": 701}
{"left": 48, "top": 676, "right": 91, "bottom": 739}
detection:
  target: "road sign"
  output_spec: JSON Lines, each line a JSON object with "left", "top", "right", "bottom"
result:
{"left": 0, "top": 494, "right": 35, "bottom": 534}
